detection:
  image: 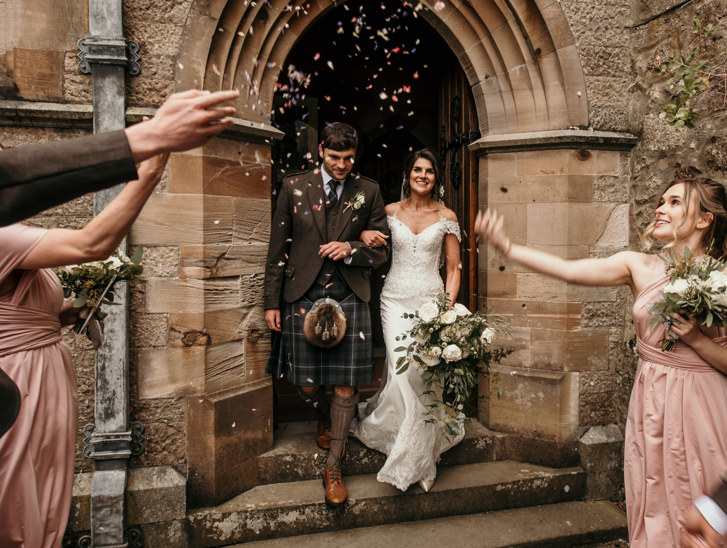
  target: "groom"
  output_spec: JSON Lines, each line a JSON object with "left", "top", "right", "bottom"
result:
{"left": 264, "top": 122, "right": 389, "bottom": 507}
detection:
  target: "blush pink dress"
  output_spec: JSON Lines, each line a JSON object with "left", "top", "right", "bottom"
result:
{"left": 627, "top": 267, "right": 727, "bottom": 547}
{"left": 0, "top": 224, "right": 77, "bottom": 548}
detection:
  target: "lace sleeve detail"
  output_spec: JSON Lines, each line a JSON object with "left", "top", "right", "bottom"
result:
{"left": 442, "top": 218, "right": 461, "bottom": 242}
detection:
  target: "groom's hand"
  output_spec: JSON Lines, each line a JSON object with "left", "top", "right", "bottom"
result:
{"left": 319, "top": 241, "right": 353, "bottom": 261}
{"left": 265, "top": 309, "right": 281, "bottom": 332}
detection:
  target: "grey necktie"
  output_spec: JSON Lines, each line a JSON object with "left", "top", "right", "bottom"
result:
{"left": 327, "top": 180, "right": 339, "bottom": 208}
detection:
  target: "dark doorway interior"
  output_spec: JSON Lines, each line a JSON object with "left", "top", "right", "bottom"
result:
{"left": 269, "top": 2, "right": 462, "bottom": 421}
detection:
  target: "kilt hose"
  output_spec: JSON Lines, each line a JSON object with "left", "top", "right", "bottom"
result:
{"left": 266, "top": 274, "right": 375, "bottom": 387}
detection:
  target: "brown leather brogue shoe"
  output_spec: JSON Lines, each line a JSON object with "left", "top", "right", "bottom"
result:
{"left": 316, "top": 417, "right": 331, "bottom": 449}
{"left": 323, "top": 465, "right": 348, "bottom": 507}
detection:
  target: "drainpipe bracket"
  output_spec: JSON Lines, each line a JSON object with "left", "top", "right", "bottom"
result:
{"left": 83, "top": 421, "right": 145, "bottom": 460}
{"left": 77, "top": 37, "right": 141, "bottom": 77}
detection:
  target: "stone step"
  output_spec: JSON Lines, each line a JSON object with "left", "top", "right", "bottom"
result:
{"left": 230, "top": 500, "right": 628, "bottom": 548}
{"left": 187, "top": 460, "right": 587, "bottom": 547}
{"left": 258, "top": 419, "right": 502, "bottom": 485}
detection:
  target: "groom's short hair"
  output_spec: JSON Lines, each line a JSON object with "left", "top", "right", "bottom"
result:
{"left": 320, "top": 122, "right": 358, "bottom": 152}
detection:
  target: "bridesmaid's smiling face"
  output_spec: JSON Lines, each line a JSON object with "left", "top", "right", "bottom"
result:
{"left": 408, "top": 158, "right": 436, "bottom": 198}
{"left": 653, "top": 182, "right": 703, "bottom": 244}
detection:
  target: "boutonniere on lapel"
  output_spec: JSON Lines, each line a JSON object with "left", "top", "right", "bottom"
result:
{"left": 344, "top": 191, "right": 365, "bottom": 212}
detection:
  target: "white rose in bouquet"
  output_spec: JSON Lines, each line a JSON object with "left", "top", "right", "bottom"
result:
{"left": 716, "top": 292, "right": 727, "bottom": 308}
{"left": 419, "top": 301, "right": 439, "bottom": 323}
{"left": 430, "top": 346, "right": 442, "bottom": 358}
{"left": 707, "top": 270, "right": 727, "bottom": 292}
{"left": 440, "top": 325, "right": 455, "bottom": 342}
{"left": 419, "top": 350, "right": 442, "bottom": 367}
{"left": 442, "top": 344, "right": 463, "bottom": 362}
{"left": 441, "top": 310, "right": 457, "bottom": 324}
{"left": 456, "top": 323, "right": 472, "bottom": 339}
{"left": 480, "top": 327, "right": 495, "bottom": 344}
{"left": 453, "top": 303, "right": 471, "bottom": 317}
{"left": 664, "top": 278, "right": 689, "bottom": 295}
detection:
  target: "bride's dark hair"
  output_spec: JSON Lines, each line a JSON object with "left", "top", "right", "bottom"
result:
{"left": 401, "top": 148, "right": 442, "bottom": 199}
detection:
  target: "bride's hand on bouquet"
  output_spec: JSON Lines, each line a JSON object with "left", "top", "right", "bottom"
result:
{"left": 475, "top": 208, "right": 511, "bottom": 255}
{"left": 360, "top": 230, "right": 388, "bottom": 248}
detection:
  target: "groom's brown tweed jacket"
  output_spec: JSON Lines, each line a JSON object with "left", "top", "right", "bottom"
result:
{"left": 263, "top": 169, "right": 390, "bottom": 308}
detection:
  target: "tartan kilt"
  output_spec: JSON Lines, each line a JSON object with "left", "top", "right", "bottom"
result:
{"left": 266, "top": 277, "right": 374, "bottom": 387}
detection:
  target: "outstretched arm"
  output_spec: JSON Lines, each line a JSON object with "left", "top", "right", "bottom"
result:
{"left": 475, "top": 208, "right": 636, "bottom": 289}
{"left": 0, "top": 89, "right": 238, "bottom": 226}
{"left": 18, "top": 153, "right": 169, "bottom": 269}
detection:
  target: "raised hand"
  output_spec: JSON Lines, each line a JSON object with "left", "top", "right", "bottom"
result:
{"left": 474, "top": 208, "right": 511, "bottom": 255}
{"left": 125, "top": 89, "right": 240, "bottom": 161}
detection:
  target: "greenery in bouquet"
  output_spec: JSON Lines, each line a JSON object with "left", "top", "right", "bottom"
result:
{"left": 649, "top": 247, "right": 727, "bottom": 351}
{"left": 394, "top": 293, "right": 511, "bottom": 436}
{"left": 57, "top": 247, "right": 144, "bottom": 321}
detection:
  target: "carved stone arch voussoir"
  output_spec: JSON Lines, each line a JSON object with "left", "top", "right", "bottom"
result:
{"left": 176, "top": 0, "right": 588, "bottom": 134}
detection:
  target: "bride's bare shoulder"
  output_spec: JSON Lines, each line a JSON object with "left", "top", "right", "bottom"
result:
{"left": 385, "top": 202, "right": 401, "bottom": 216}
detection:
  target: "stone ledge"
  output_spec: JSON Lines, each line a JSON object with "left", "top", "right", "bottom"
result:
{"left": 470, "top": 129, "right": 638, "bottom": 153}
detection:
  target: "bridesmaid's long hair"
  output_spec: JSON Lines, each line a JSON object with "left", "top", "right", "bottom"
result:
{"left": 642, "top": 177, "right": 727, "bottom": 260}
{"left": 401, "top": 148, "right": 442, "bottom": 200}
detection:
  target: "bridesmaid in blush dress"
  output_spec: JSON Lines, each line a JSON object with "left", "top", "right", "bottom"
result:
{"left": 0, "top": 153, "right": 167, "bottom": 548}
{"left": 476, "top": 176, "right": 727, "bottom": 547}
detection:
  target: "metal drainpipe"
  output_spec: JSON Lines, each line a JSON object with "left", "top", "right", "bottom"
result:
{"left": 77, "top": 1, "right": 141, "bottom": 546}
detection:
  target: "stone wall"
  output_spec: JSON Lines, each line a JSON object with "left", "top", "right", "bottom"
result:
{"left": 3, "top": 0, "right": 726, "bottom": 516}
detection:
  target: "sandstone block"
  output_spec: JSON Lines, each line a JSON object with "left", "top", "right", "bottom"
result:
{"left": 9, "top": 48, "right": 63, "bottom": 101}
{"left": 486, "top": 365, "right": 580, "bottom": 442}
{"left": 180, "top": 244, "right": 267, "bottom": 279}
{"left": 186, "top": 379, "right": 274, "bottom": 507}
{"left": 137, "top": 346, "right": 205, "bottom": 399}
{"left": 579, "top": 424, "right": 624, "bottom": 500}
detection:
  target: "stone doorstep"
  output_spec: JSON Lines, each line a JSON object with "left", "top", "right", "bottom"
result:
{"left": 187, "top": 460, "right": 586, "bottom": 547}
{"left": 257, "top": 419, "right": 501, "bottom": 485}
{"left": 231, "top": 500, "right": 628, "bottom": 548}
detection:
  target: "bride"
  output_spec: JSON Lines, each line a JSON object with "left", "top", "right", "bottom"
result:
{"left": 351, "top": 148, "right": 464, "bottom": 492}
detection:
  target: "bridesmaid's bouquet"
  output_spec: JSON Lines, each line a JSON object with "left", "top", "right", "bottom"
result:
{"left": 56, "top": 248, "right": 144, "bottom": 346}
{"left": 395, "top": 293, "right": 511, "bottom": 435}
{"left": 649, "top": 248, "right": 727, "bottom": 351}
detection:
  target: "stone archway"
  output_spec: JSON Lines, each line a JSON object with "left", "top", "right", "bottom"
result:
{"left": 157, "top": 0, "right": 635, "bottom": 504}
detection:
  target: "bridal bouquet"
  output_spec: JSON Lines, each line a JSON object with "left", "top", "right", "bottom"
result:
{"left": 395, "top": 293, "right": 511, "bottom": 435}
{"left": 57, "top": 248, "right": 144, "bottom": 345}
{"left": 649, "top": 248, "right": 727, "bottom": 351}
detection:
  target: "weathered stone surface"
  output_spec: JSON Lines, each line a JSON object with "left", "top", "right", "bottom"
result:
{"left": 126, "top": 466, "right": 186, "bottom": 524}
{"left": 186, "top": 380, "right": 274, "bottom": 507}
{"left": 180, "top": 244, "right": 267, "bottom": 279}
{"left": 129, "top": 395, "right": 186, "bottom": 470}
{"left": 137, "top": 346, "right": 205, "bottom": 399}
{"left": 486, "top": 366, "right": 580, "bottom": 442}
{"left": 187, "top": 461, "right": 585, "bottom": 545}
{"left": 139, "top": 246, "right": 180, "bottom": 278}
{"left": 240, "top": 273, "right": 264, "bottom": 307}
{"left": 70, "top": 465, "right": 186, "bottom": 531}
{"left": 579, "top": 424, "right": 624, "bottom": 500}
{"left": 8, "top": 48, "right": 64, "bottom": 101}
{"left": 63, "top": 51, "right": 92, "bottom": 104}
{"left": 130, "top": 313, "right": 168, "bottom": 348}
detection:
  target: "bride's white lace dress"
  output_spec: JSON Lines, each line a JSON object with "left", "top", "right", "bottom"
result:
{"left": 351, "top": 214, "right": 465, "bottom": 491}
